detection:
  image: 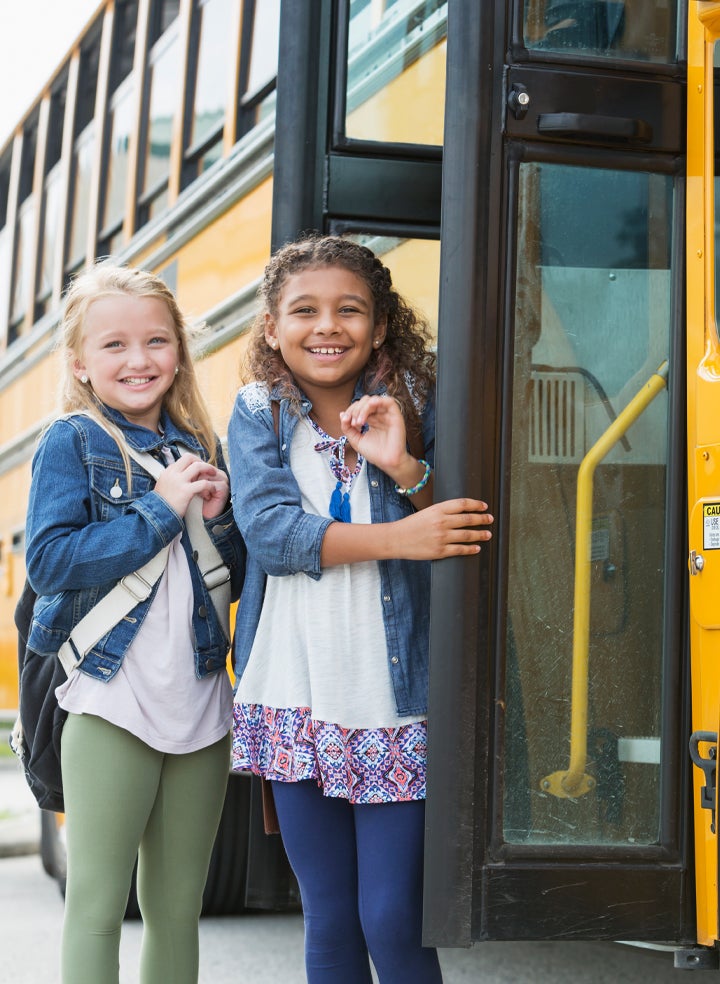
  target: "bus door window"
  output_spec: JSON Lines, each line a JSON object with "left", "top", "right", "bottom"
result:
{"left": 523, "top": 0, "right": 678, "bottom": 62}
{"left": 344, "top": 0, "right": 446, "bottom": 146}
{"left": 504, "top": 162, "right": 672, "bottom": 847}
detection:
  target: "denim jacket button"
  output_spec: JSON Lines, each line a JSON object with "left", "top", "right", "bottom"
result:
{"left": 211, "top": 525, "right": 224, "bottom": 535}
{"left": 391, "top": 656, "right": 399, "bottom": 665}
{"left": 383, "top": 595, "right": 390, "bottom": 603}
{"left": 198, "top": 605, "right": 208, "bottom": 617}
{"left": 192, "top": 550, "right": 199, "bottom": 562}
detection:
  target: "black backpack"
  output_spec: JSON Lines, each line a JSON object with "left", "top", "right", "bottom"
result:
{"left": 10, "top": 579, "right": 68, "bottom": 813}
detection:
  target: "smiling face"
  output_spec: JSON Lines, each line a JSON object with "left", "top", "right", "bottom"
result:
{"left": 73, "top": 293, "right": 180, "bottom": 432}
{"left": 265, "top": 265, "right": 386, "bottom": 406}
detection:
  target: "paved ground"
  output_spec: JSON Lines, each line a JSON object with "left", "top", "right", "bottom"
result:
{"left": 0, "top": 741, "right": 40, "bottom": 860}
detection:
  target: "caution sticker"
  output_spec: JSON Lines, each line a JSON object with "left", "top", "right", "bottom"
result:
{"left": 703, "top": 503, "right": 720, "bottom": 550}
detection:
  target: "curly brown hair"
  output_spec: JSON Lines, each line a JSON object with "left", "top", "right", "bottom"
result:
{"left": 243, "top": 235, "right": 436, "bottom": 422}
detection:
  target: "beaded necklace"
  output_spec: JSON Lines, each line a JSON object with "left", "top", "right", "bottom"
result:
{"left": 308, "top": 417, "right": 364, "bottom": 523}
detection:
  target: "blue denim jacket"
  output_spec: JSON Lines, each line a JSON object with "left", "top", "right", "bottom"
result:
{"left": 25, "top": 406, "right": 245, "bottom": 682}
{"left": 227, "top": 378, "right": 435, "bottom": 717}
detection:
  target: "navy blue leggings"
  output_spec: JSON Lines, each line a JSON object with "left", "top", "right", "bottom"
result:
{"left": 271, "top": 780, "right": 442, "bottom": 984}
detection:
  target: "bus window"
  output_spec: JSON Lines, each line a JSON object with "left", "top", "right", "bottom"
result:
{"left": 0, "top": 151, "right": 9, "bottom": 343}
{"left": 183, "top": 0, "right": 235, "bottom": 180}
{"left": 504, "top": 162, "right": 672, "bottom": 847}
{"left": 67, "top": 32, "right": 102, "bottom": 276}
{"left": 340, "top": 232, "right": 440, "bottom": 337}
{"left": 523, "top": 0, "right": 679, "bottom": 62}
{"left": 36, "top": 81, "right": 67, "bottom": 318}
{"left": 344, "top": 0, "right": 446, "bottom": 146}
{"left": 10, "top": 114, "right": 39, "bottom": 341}
{"left": 99, "top": 0, "right": 139, "bottom": 256}
{"left": 236, "top": 0, "right": 280, "bottom": 138}
{"left": 138, "top": 18, "right": 181, "bottom": 226}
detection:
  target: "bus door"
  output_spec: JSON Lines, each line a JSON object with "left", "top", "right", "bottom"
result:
{"left": 425, "top": 0, "right": 695, "bottom": 950}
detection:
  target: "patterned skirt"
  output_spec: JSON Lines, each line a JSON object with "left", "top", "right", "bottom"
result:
{"left": 232, "top": 703, "right": 427, "bottom": 804}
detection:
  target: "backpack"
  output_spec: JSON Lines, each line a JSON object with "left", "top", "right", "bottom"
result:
{"left": 10, "top": 579, "right": 68, "bottom": 813}
{"left": 9, "top": 435, "right": 233, "bottom": 813}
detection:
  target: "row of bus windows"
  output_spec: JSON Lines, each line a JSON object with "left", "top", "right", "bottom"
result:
{"left": 0, "top": 0, "right": 682, "bottom": 353}
{"left": 0, "top": 0, "right": 453, "bottom": 351}
{"left": 0, "top": 0, "right": 281, "bottom": 346}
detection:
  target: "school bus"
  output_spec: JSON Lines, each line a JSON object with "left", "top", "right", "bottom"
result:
{"left": 4, "top": 0, "right": 720, "bottom": 962}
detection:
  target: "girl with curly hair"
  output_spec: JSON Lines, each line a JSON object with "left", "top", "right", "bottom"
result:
{"left": 228, "top": 235, "right": 492, "bottom": 983}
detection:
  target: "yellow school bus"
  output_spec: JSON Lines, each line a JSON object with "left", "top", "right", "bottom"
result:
{"left": 5, "top": 0, "right": 720, "bottom": 961}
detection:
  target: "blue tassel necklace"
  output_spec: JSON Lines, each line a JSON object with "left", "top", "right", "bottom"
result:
{"left": 309, "top": 417, "right": 364, "bottom": 523}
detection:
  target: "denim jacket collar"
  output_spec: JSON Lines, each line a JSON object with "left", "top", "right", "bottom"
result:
{"left": 98, "top": 404, "right": 204, "bottom": 455}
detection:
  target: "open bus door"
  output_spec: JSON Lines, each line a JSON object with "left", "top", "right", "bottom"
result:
{"left": 424, "top": 0, "right": 703, "bottom": 957}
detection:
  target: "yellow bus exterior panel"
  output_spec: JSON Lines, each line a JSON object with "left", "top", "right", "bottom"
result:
{"left": 174, "top": 178, "right": 273, "bottom": 319}
{"left": 0, "top": 354, "right": 60, "bottom": 447}
{"left": 687, "top": 0, "right": 720, "bottom": 948}
{"left": 195, "top": 334, "right": 251, "bottom": 436}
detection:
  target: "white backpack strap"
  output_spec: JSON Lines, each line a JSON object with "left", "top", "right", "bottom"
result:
{"left": 58, "top": 544, "right": 170, "bottom": 675}
{"left": 124, "top": 443, "right": 231, "bottom": 643}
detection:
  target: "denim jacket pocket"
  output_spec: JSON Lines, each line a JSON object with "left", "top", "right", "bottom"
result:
{"left": 89, "top": 460, "right": 155, "bottom": 521}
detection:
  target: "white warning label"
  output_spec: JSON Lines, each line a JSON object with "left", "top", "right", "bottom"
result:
{"left": 703, "top": 503, "right": 720, "bottom": 550}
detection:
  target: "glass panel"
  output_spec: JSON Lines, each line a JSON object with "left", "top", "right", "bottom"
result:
{"left": 37, "top": 164, "right": 63, "bottom": 302}
{"left": 523, "top": 0, "right": 678, "bottom": 63}
{"left": 110, "top": 0, "right": 139, "bottom": 90}
{"left": 345, "top": 0, "right": 446, "bottom": 145}
{"left": 68, "top": 125, "right": 95, "bottom": 268}
{"left": 0, "top": 226, "right": 9, "bottom": 340}
{"left": 246, "top": 0, "right": 280, "bottom": 96}
{"left": 344, "top": 233, "right": 440, "bottom": 340}
{"left": 103, "top": 84, "right": 134, "bottom": 235}
{"left": 11, "top": 197, "right": 36, "bottom": 323}
{"left": 504, "top": 163, "right": 672, "bottom": 847}
{"left": 190, "top": 0, "right": 233, "bottom": 150}
{"left": 142, "top": 31, "right": 180, "bottom": 195}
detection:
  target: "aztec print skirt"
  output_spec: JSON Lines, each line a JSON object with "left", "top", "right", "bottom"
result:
{"left": 232, "top": 703, "right": 427, "bottom": 804}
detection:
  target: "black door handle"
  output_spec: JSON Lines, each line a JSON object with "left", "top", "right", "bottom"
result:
{"left": 537, "top": 112, "right": 653, "bottom": 143}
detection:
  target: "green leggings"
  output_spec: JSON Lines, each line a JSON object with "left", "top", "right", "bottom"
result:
{"left": 60, "top": 713, "right": 231, "bottom": 984}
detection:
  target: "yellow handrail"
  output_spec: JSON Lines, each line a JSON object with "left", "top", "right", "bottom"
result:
{"left": 541, "top": 361, "right": 669, "bottom": 798}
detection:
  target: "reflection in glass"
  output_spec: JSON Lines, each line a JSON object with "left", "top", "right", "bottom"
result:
{"left": 103, "top": 85, "right": 135, "bottom": 236}
{"left": 143, "top": 32, "right": 180, "bottom": 194}
{"left": 68, "top": 127, "right": 95, "bottom": 268}
{"left": 246, "top": 0, "right": 280, "bottom": 96}
{"left": 12, "top": 198, "right": 36, "bottom": 325}
{"left": 523, "top": 0, "right": 677, "bottom": 63}
{"left": 362, "top": 234, "right": 440, "bottom": 338}
{"left": 0, "top": 226, "right": 9, "bottom": 340}
{"left": 38, "top": 165, "right": 63, "bottom": 304}
{"left": 345, "top": 0, "right": 446, "bottom": 145}
{"left": 504, "top": 163, "right": 672, "bottom": 847}
{"left": 190, "top": 0, "right": 233, "bottom": 151}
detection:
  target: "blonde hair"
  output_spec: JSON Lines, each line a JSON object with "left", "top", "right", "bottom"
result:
{"left": 58, "top": 262, "right": 217, "bottom": 482}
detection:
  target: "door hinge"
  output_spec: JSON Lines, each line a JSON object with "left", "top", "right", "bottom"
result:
{"left": 689, "top": 731, "right": 718, "bottom": 833}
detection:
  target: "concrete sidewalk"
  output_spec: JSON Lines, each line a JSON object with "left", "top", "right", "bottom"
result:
{"left": 0, "top": 731, "right": 41, "bottom": 858}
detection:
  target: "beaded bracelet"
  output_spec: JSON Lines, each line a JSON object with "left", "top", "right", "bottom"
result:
{"left": 394, "top": 459, "right": 432, "bottom": 496}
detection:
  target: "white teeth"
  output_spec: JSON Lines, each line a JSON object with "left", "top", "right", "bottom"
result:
{"left": 123, "top": 377, "right": 152, "bottom": 385}
{"left": 310, "top": 347, "right": 344, "bottom": 354}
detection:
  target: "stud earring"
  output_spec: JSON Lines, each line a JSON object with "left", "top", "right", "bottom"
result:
{"left": 174, "top": 366, "right": 179, "bottom": 376}
{"left": 80, "top": 374, "right": 89, "bottom": 384}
